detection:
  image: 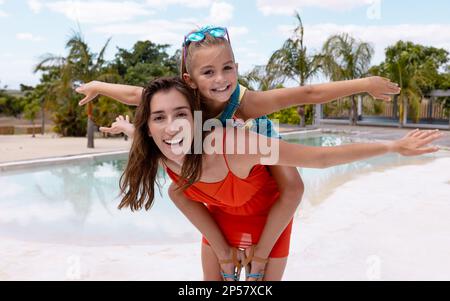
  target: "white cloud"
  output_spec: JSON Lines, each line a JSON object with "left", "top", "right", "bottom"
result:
{"left": 0, "top": 57, "right": 40, "bottom": 89}
{"left": 207, "top": 1, "right": 234, "bottom": 24}
{"left": 16, "top": 33, "right": 45, "bottom": 42}
{"left": 93, "top": 19, "right": 196, "bottom": 46}
{"left": 145, "top": 0, "right": 212, "bottom": 9}
{"left": 93, "top": 19, "right": 248, "bottom": 47}
{"left": 257, "top": 0, "right": 370, "bottom": 16}
{"left": 0, "top": 0, "right": 7, "bottom": 17}
{"left": 28, "top": 0, "right": 43, "bottom": 13}
{"left": 46, "top": 1, "right": 154, "bottom": 24}
{"left": 277, "top": 23, "right": 450, "bottom": 64}
{"left": 228, "top": 26, "right": 248, "bottom": 37}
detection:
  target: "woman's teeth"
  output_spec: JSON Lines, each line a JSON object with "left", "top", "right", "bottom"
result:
{"left": 164, "top": 138, "right": 183, "bottom": 145}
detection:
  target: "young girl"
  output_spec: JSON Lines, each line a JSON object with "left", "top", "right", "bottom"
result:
{"left": 107, "top": 76, "right": 441, "bottom": 281}
{"left": 76, "top": 26, "right": 401, "bottom": 280}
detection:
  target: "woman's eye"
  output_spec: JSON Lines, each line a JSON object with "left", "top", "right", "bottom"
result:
{"left": 153, "top": 116, "right": 164, "bottom": 121}
{"left": 176, "top": 112, "right": 188, "bottom": 118}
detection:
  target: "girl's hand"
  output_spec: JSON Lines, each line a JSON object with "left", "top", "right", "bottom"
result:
{"left": 99, "top": 115, "right": 134, "bottom": 137}
{"left": 75, "top": 81, "right": 100, "bottom": 106}
{"left": 364, "top": 76, "right": 401, "bottom": 101}
{"left": 389, "top": 129, "right": 443, "bottom": 156}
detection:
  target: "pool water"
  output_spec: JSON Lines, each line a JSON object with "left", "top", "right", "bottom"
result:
{"left": 0, "top": 133, "right": 442, "bottom": 246}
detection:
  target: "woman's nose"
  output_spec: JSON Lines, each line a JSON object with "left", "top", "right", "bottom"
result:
{"left": 165, "top": 120, "right": 181, "bottom": 135}
{"left": 166, "top": 122, "right": 180, "bottom": 135}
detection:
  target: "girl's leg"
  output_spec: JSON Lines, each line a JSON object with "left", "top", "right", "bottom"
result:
{"left": 202, "top": 243, "right": 247, "bottom": 281}
{"left": 264, "top": 257, "right": 288, "bottom": 281}
{"left": 244, "top": 247, "right": 288, "bottom": 281}
{"left": 201, "top": 243, "right": 223, "bottom": 281}
{"left": 246, "top": 166, "right": 301, "bottom": 280}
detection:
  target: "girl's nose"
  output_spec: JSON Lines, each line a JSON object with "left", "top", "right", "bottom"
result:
{"left": 215, "top": 72, "right": 226, "bottom": 83}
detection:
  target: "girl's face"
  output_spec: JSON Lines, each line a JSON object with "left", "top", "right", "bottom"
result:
{"left": 184, "top": 44, "right": 238, "bottom": 104}
{"left": 148, "top": 88, "right": 194, "bottom": 164}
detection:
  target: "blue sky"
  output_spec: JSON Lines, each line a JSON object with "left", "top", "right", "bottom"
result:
{"left": 0, "top": 0, "right": 449, "bottom": 89}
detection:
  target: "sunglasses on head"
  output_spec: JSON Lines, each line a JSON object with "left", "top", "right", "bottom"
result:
{"left": 182, "top": 26, "right": 231, "bottom": 61}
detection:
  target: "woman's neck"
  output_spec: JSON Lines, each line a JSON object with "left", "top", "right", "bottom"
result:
{"left": 162, "top": 157, "right": 183, "bottom": 172}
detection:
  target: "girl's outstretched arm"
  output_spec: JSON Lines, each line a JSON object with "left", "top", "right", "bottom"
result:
{"left": 238, "top": 76, "right": 401, "bottom": 120}
{"left": 230, "top": 128, "right": 443, "bottom": 169}
{"left": 99, "top": 115, "right": 135, "bottom": 138}
{"left": 76, "top": 81, "right": 144, "bottom": 106}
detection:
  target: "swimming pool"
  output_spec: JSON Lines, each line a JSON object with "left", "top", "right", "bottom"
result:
{"left": 1, "top": 132, "right": 449, "bottom": 280}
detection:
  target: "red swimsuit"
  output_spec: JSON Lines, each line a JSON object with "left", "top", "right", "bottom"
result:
{"left": 165, "top": 134, "right": 293, "bottom": 258}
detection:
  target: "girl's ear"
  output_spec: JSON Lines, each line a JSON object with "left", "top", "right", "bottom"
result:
{"left": 183, "top": 73, "right": 198, "bottom": 89}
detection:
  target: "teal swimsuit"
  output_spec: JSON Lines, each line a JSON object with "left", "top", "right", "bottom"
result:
{"left": 217, "top": 84, "right": 282, "bottom": 139}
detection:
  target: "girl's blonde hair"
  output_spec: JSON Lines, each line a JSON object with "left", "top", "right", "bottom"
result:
{"left": 180, "top": 32, "right": 235, "bottom": 76}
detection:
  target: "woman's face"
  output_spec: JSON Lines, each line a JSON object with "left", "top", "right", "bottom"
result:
{"left": 148, "top": 88, "right": 194, "bottom": 164}
{"left": 184, "top": 44, "right": 238, "bottom": 104}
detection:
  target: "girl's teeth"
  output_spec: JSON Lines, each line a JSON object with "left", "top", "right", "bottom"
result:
{"left": 215, "top": 86, "right": 228, "bottom": 92}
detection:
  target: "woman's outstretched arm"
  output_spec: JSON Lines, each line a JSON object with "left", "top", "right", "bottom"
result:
{"left": 228, "top": 128, "right": 443, "bottom": 169}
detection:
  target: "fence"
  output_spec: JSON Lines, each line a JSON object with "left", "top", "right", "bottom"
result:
{"left": 317, "top": 90, "right": 450, "bottom": 129}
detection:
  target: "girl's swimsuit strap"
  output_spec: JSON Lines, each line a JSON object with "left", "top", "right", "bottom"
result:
{"left": 222, "top": 129, "right": 232, "bottom": 172}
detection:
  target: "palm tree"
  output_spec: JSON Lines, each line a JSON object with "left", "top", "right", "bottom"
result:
{"left": 370, "top": 41, "right": 448, "bottom": 126}
{"left": 266, "top": 12, "right": 322, "bottom": 127}
{"left": 322, "top": 33, "right": 374, "bottom": 125}
{"left": 240, "top": 65, "right": 283, "bottom": 91}
{"left": 35, "top": 31, "right": 119, "bottom": 147}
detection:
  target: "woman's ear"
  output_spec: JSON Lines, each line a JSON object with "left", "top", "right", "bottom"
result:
{"left": 183, "top": 73, "right": 198, "bottom": 89}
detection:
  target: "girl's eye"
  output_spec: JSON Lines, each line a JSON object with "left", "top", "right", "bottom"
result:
{"left": 176, "top": 112, "right": 188, "bottom": 118}
{"left": 153, "top": 116, "right": 164, "bottom": 121}
{"left": 224, "top": 66, "right": 233, "bottom": 71}
{"left": 203, "top": 70, "right": 213, "bottom": 75}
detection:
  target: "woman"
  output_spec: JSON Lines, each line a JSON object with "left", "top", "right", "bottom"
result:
{"left": 109, "top": 77, "right": 442, "bottom": 281}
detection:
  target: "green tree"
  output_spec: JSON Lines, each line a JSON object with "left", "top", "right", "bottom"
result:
{"left": 113, "top": 40, "right": 179, "bottom": 86}
{"left": 0, "top": 82, "right": 24, "bottom": 117}
{"left": 35, "top": 31, "right": 120, "bottom": 146}
{"left": 369, "top": 41, "right": 449, "bottom": 124}
{"left": 23, "top": 99, "right": 41, "bottom": 137}
{"left": 266, "top": 12, "right": 322, "bottom": 127}
{"left": 322, "top": 33, "right": 374, "bottom": 125}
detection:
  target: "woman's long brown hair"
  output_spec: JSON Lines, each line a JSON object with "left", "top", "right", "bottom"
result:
{"left": 118, "top": 77, "right": 204, "bottom": 211}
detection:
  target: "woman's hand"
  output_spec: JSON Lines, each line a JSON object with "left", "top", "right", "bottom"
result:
{"left": 99, "top": 115, "right": 134, "bottom": 138}
{"left": 389, "top": 129, "right": 443, "bottom": 156}
{"left": 364, "top": 76, "right": 401, "bottom": 101}
{"left": 75, "top": 81, "right": 100, "bottom": 106}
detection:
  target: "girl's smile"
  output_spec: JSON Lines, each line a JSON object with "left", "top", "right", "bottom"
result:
{"left": 184, "top": 44, "right": 238, "bottom": 106}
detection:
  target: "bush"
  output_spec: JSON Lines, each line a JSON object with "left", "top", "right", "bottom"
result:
{"left": 268, "top": 107, "right": 300, "bottom": 125}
